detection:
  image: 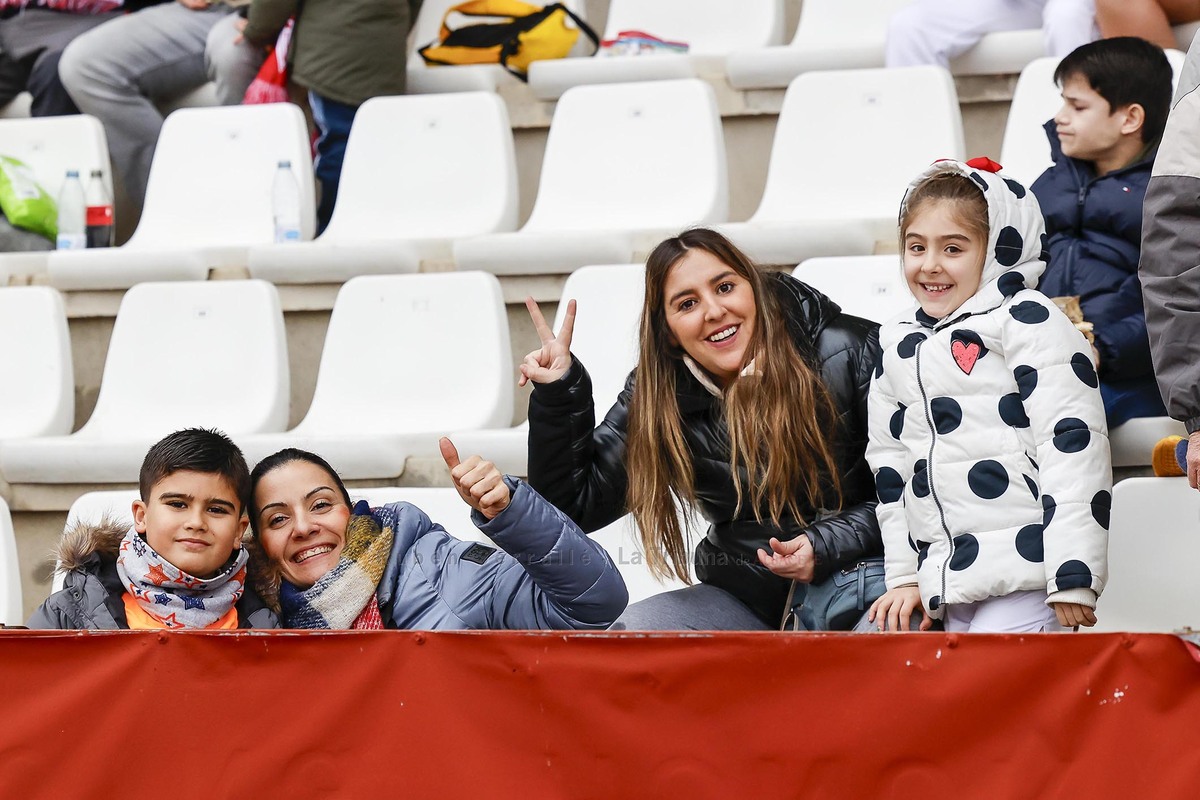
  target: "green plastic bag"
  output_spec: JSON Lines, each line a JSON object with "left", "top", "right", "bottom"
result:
{"left": 0, "top": 155, "right": 56, "bottom": 241}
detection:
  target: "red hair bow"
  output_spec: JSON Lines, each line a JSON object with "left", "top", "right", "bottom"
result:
{"left": 965, "top": 156, "right": 1004, "bottom": 173}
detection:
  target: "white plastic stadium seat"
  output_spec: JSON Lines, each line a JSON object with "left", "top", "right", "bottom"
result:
{"left": 407, "top": 0, "right": 591, "bottom": 95}
{"left": 0, "top": 287, "right": 73, "bottom": 438}
{"left": 793, "top": 256, "right": 912, "bottom": 325}
{"left": 0, "top": 497, "right": 21, "bottom": 625}
{"left": 249, "top": 93, "right": 517, "bottom": 284}
{"left": 47, "top": 104, "right": 314, "bottom": 291}
{"left": 727, "top": 0, "right": 911, "bottom": 90}
{"left": 1093, "top": 477, "right": 1200, "bottom": 632}
{"left": 454, "top": 79, "right": 727, "bottom": 275}
{"left": 0, "top": 280, "right": 289, "bottom": 484}
{"left": 1001, "top": 51, "right": 1186, "bottom": 189}
{"left": 721, "top": 66, "right": 964, "bottom": 266}
{"left": 51, "top": 489, "right": 140, "bottom": 594}
{"left": 0, "top": 91, "right": 32, "bottom": 119}
{"left": 1109, "top": 417, "right": 1186, "bottom": 469}
{"left": 450, "top": 263, "right": 645, "bottom": 476}
{"left": 0, "top": 114, "right": 110, "bottom": 283}
{"left": 529, "top": 0, "right": 783, "bottom": 100}
{"left": 237, "top": 272, "right": 513, "bottom": 482}
{"left": 353, "top": 486, "right": 489, "bottom": 545}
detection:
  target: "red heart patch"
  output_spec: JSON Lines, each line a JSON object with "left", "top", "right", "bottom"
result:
{"left": 952, "top": 340, "right": 981, "bottom": 374}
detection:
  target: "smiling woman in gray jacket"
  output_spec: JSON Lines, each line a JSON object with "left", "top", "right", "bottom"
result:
{"left": 247, "top": 438, "right": 628, "bottom": 630}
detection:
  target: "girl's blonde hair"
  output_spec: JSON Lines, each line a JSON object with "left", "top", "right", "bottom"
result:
{"left": 900, "top": 170, "right": 990, "bottom": 249}
{"left": 626, "top": 228, "right": 843, "bottom": 583}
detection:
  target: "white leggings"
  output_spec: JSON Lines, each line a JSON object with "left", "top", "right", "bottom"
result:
{"left": 885, "top": 0, "right": 1099, "bottom": 68}
{"left": 942, "top": 590, "right": 1066, "bottom": 633}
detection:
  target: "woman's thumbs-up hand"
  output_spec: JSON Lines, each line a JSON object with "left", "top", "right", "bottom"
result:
{"left": 440, "top": 437, "right": 511, "bottom": 520}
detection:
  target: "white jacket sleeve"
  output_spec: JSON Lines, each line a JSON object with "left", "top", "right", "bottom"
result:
{"left": 866, "top": 359, "right": 919, "bottom": 589}
{"left": 1000, "top": 292, "right": 1111, "bottom": 607}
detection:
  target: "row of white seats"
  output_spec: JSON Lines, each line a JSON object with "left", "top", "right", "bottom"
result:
{"left": 0, "top": 272, "right": 511, "bottom": 487}
{"left": 9, "top": 474, "right": 1200, "bottom": 631}
{"left": 8, "top": 45, "right": 1188, "bottom": 292}
{"left": 45, "top": 487, "right": 693, "bottom": 611}
{"left": 0, "top": 68, "right": 965, "bottom": 290}
{"left": 10, "top": 0, "right": 1170, "bottom": 118}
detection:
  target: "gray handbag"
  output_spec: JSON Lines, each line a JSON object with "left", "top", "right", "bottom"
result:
{"left": 780, "top": 556, "right": 887, "bottom": 631}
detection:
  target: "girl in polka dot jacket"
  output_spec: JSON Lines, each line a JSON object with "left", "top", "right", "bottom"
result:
{"left": 865, "top": 158, "right": 1111, "bottom": 634}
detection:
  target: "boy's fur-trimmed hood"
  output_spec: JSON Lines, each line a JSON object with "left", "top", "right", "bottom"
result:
{"left": 55, "top": 516, "right": 131, "bottom": 574}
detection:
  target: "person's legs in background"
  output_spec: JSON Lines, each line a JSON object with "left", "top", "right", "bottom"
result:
{"left": 58, "top": 4, "right": 238, "bottom": 213}
{"left": 1042, "top": 0, "right": 1099, "bottom": 58}
{"left": 1095, "top": 0, "right": 1200, "bottom": 50}
{"left": 308, "top": 90, "right": 358, "bottom": 235}
{"left": 205, "top": 12, "right": 264, "bottom": 105}
{"left": 885, "top": 0, "right": 1047, "bottom": 68}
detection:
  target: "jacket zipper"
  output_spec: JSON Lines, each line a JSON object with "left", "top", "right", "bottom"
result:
{"left": 914, "top": 337, "right": 954, "bottom": 609}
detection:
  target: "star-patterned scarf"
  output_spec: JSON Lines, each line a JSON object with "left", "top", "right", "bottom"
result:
{"left": 115, "top": 529, "right": 249, "bottom": 629}
{"left": 278, "top": 501, "right": 395, "bottom": 629}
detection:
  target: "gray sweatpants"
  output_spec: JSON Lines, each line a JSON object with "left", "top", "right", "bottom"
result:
{"left": 58, "top": 4, "right": 263, "bottom": 212}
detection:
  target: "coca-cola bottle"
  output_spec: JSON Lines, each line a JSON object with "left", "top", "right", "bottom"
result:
{"left": 85, "top": 168, "right": 114, "bottom": 248}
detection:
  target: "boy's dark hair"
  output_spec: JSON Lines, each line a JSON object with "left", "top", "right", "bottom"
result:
{"left": 1054, "top": 36, "right": 1173, "bottom": 144}
{"left": 248, "top": 448, "right": 352, "bottom": 536}
{"left": 139, "top": 428, "right": 252, "bottom": 512}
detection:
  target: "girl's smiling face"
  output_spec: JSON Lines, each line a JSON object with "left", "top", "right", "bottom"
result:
{"left": 903, "top": 199, "right": 987, "bottom": 320}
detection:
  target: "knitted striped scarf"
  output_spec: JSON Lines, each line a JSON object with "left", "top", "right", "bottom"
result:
{"left": 278, "top": 501, "right": 395, "bottom": 629}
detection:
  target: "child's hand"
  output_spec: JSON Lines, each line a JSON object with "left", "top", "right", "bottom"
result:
{"left": 1052, "top": 602, "right": 1097, "bottom": 628}
{"left": 868, "top": 585, "right": 931, "bottom": 632}
{"left": 756, "top": 535, "right": 815, "bottom": 582}
{"left": 519, "top": 296, "right": 576, "bottom": 387}
{"left": 440, "top": 437, "right": 511, "bottom": 520}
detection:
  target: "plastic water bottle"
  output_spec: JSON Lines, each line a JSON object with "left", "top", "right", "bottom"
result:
{"left": 271, "top": 159, "right": 301, "bottom": 243}
{"left": 56, "top": 170, "right": 86, "bottom": 251}
{"left": 85, "top": 169, "right": 114, "bottom": 248}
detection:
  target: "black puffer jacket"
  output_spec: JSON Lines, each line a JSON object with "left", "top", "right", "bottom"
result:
{"left": 527, "top": 272, "right": 883, "bottom": 624}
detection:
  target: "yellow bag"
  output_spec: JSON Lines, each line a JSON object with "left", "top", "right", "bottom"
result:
{"left": 419, "top": 0, "right": 599, "bottom": 80}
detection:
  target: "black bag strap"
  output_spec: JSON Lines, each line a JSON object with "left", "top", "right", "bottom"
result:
{"left": 497, "top": 3, "right": 600, "bottom": 82}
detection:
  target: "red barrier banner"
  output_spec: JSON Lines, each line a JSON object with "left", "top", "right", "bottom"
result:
{"left": 1, "top": 630, "right": 1197, "bottom": 797}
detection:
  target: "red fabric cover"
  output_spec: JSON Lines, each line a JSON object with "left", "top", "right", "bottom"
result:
{"left": 0, "top": 630, "right": 1197, "bottom": 795}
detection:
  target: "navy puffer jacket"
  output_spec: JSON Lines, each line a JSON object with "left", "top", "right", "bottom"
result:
{"left": 1031, "top": 120, "right": 1157, "bottom": 382}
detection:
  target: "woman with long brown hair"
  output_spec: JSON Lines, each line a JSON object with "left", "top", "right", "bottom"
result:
{"left": 522, "top": 227, "right": 884, "bottom": 629}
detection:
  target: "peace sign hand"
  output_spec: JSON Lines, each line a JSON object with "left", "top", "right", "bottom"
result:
{"left": 519, "top": 296, "right": 576, "bottom": 387}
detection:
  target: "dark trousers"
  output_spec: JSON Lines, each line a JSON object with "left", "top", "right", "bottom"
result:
{"left": 308, "top": 90, "right": 359, "bottom": 235}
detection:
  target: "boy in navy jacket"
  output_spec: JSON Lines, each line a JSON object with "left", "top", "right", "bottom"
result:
{"left": 1031, "top": 36, "right": 1173, "bottom": 427}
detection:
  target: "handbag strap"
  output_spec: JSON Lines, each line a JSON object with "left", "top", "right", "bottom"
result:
{"left": 497, "top": 3, "right": 600, "bottom": 82}
{"left": 779, "top": 579, "right": 800, "bottom": 632}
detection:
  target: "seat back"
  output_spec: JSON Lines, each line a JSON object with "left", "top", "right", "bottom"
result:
{"left": 603, "top": 0, "right": 784, "bottom": 54}
{"left": 0, "top": 114, "right": 111, "bottom": 205}
{"left": 790, "top": 0, "right": 912, "bottom": 48}
{"left": 524, "top": 79, "right": 727, "bottom": 232}
{"left": 322, "top": 93, "right": 517, "bottom": 242}
{"left": 1095, "top": 477, "right": 1200, "bottom": 632}
{"left": 752, "top": 66, "right": 963, "bottom": 225}
{"left": 130, "top": 104, "right": 315, "bottom": 249}
{"left": 52, "top": 489, "right": 140, "bottom": 594}
{"left": 0, "top": 287, "right": 73, "bottom": 438}
{"left": 353, "top": 486, "right": 486, "bottom": 544}
{"left": 0, "top": 496, "right": 20, "bottom": 625}
{"left": 793, "top": 256, "right": 912, "bottom": 324}
{"left": 296, "top": 272, "right": 512, "bottom": 435}
{"left": 79, "top": 280, "right": 288, "bottom": 439}
{"left": 557, "top": 263, "right": 644, "bottom": 413}
{"left": 1001, "top": 51, "right": 1187, "bottom": 188}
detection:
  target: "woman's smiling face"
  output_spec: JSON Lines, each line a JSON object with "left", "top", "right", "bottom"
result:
{"left": 254, "top": 460, "right": 352, "bottom": 589}
{"left": 661, "top": 248, "right": 758, "bottom": 387}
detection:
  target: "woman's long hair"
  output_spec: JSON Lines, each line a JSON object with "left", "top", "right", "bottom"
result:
{"left": 626, "top": 228, "right": 843, "bottom": 583}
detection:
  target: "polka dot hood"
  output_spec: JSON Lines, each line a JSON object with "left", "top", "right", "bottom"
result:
{"left": 866, "top": 158, "right": 1111, "bottom": 620}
